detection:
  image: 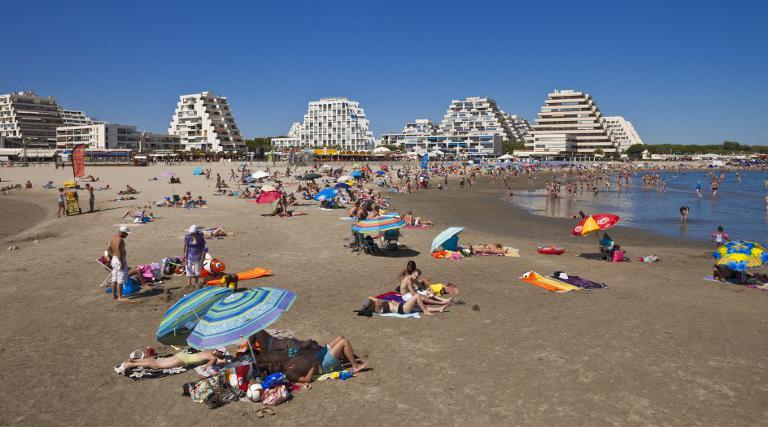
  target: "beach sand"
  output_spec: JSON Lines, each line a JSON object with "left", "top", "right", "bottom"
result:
{"left": 0, "top": 163, "right": 766, "bottom": 426}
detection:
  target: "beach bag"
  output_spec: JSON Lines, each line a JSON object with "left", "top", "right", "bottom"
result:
{"left": 612, "top": 250, "right": 625, "bottom": 263}
{"left": 261, "top": 384, "right": 290, "bottom": 406}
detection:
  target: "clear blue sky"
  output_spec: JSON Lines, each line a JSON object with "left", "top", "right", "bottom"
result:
{"left": 3, "top": 0, "right": 766, "bottom": 145}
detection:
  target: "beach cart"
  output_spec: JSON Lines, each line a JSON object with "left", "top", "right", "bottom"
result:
{"left": 65, "top": 191, "right": 81, "bottom": 215}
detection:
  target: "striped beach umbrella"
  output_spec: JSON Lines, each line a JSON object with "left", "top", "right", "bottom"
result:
{"left": 156, "top": 286, "right": 233, "bottom": 345}
{"left": 571, "top": 213, "right": 620, "bottom": 236}
{"left": 352, "top": 216, "right": 406, "bottom": 235}
{"left": 187, "top": 287, "right": 296, "bottom": 350}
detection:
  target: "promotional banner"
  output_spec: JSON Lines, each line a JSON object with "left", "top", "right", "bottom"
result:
{"left": 421, "top": 152, "right": 429, "bottom": 168}
{"left": 72, "top": 144, "right": 86, "bottom": 178}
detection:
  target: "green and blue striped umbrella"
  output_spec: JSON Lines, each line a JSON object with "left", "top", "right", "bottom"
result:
{"left": 187, "top": 287, "right": 296, "bottom": 350}
{"left": 352, "top": 216, "right": 406, "bottom": 235}
{"left": 156, "top": 286, "right": 233, "bottom": 345}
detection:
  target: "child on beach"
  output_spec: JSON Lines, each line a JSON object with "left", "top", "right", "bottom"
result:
{"left": 711, "top": 226, "right": 729, "bottom": 247}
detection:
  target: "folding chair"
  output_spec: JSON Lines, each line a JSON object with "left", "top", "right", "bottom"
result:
{"left": 97, "top": 256, "right": 112, "bottom": 287}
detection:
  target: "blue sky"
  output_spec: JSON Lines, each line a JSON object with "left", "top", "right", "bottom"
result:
{"left": 2, "top": 0, "right": 766, "bottom": 144}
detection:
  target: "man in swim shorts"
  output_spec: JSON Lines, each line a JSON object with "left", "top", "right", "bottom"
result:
{"left": 107, "top": 225, "right": 130, "bottom": 301}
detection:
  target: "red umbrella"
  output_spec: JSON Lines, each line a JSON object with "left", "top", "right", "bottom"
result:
{"left": 571, "top": 213, "right": 620, "bottom": 236}
{"left": 253, "top": 191, "right": 282, "bottom": 204}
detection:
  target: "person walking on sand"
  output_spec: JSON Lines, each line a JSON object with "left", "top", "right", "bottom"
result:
{"left": 107, "top": 226, "right": 131, "bottom": 301}
{"left": 57, "top": 188, "right": 66, "bottom": 217}
{"left": 183, "top": 225, "right": 206, "bottom": 288}
{"left": 85, "top": 183, "right": 95, "bottom": 212}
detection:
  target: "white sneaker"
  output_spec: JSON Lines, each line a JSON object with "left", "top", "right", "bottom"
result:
{"left": 114, "top": 362, "right": 126, "bottom": 375}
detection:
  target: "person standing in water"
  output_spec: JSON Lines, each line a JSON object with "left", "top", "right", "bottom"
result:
{"left": 695, "top": 180, "right": 702, "bottom": 197}
{"left": 679, "top": 206, "right": 689, "bottom": 222}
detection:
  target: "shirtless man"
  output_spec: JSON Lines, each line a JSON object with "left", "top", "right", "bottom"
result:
{"left": 107, "top": 226, "right": 130, "bottom": 301}
{"left": 398, "top": 269, "right": 450, "bottom": 313}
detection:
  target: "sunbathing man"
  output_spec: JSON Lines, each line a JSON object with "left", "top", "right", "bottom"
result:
{"left": 399, "top": 268, "right": 452, "bottom": 307}
{"left": 118, "top": 185, "right": 138, "bottom": 195}
{"left": 115, "top": 349, "right": 226, "bottom": 375}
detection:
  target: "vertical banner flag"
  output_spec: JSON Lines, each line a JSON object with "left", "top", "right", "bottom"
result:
{"left": 72, "top": 144, "right": 86, "bottom": 178}
{"left": 421, "top": 152, "right": 429, "bottom": 168}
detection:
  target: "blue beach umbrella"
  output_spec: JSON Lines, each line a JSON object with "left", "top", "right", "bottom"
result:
{"left": 335, "top": 182, "right": 351, "bottom": 190}
{"left": 192, "top": 166, "right": 203, "bottom": 176}
{"left": 314, "top": 187, "right": 338, "bottom": 201}
{"left": 187, "top": 287, "right": 296, "bottom": 350}
{"left": 350, "top": 170, "right": 362, "bottom": 178}
{"left": 712, "top": 240, "right": 768, "bottom": 272}
{"left": 156, "top": 286, "right": 233, "bottom": 345}
{"left": 431, "top": 227, "right": 464, "bottom": 252}
{"left": 375, "top": 170, "right": 386, "bottom": 176}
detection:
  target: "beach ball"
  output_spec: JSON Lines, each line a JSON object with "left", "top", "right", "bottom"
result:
{"left": 246, "top": 382, "right": 263, "bottom": 402}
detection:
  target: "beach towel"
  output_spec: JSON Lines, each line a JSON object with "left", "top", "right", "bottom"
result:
{"left": 404, "top": 225, "right": 430, "bottom": 230}
{"left": 112, "top": 223, "right": 145, "bottom": 227}
{"left": 374, "top": 312, "right": 421, "bottom": 319}
{"left": 375, "top": 291, "right": 404, "bottom": 303}
{"left": 125, "top": 366, "right": 188, "bottom": 380}
{"left": 340, "top": 217, "right": 355, "bottom": 221}
{"left": 551, "top": 273, "right": 606, "bottom": 289}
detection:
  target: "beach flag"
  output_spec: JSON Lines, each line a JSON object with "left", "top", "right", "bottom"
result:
{"left": 421, "top": 152, "right": 429, "bottom": 168}
{"left": 72, "top": 144, "right": 85, "bottom": 178}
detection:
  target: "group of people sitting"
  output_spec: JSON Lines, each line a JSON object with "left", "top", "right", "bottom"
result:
{"left": 359, "top": 261, "right": 457, "bottom": 317}
{"left": 157, "top": 192, "right": 207, "bottom": 208}
{"left": 118, "top": 185, "right": 139, "bottom": 195}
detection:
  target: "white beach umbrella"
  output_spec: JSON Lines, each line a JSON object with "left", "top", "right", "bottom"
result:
{"left": 337, "top": 175, "right": 353, "bottom": 183}
{"left": 251, "top": 170, "right": 270, "bottom": 179}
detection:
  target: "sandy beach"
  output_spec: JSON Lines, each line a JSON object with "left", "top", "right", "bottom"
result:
{"left": 0, "top": 163, "right": 766, "bottom": 426}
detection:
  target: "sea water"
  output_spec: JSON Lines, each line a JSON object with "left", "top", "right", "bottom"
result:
{"left": 509, "top": 170, "right": 768, "bottom": 242}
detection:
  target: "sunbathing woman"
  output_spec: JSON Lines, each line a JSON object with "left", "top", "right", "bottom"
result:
{"left": 118, "top": 185, "right": 138, "bottom": 195}
{"left": 115, "top": 349, "right": 226, "bottom": 375}
{"left": 403, "top": 210, "right": 432, "bottom": 227}
{"left": 361, "top": 293, "right": 444, "bottom": 316}
{"left": 468, "top": 243, "right": 505, "bottom": 255}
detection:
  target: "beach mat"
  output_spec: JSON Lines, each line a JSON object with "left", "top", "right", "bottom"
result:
{"left": 703, "top": 276, "right": 768, "bottom": 292}
{"left": 124, "top": 366, "right": 187, "bottom": 380}
{"left": 520, "top": 271, "right": 579, "bottom": 292}
{"left": 112, "top": 223, "right": 146, "bottom": 227}
{"left": 404, "top": 225, "right": 430, "bottom": 230}
{"left": 205, "top": 268, "right": 271, "bottom": 286}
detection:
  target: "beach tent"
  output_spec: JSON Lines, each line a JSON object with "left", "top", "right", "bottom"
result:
{"left": 192, "top": 166, "right": 203, "bottom": 176}
{"left": 431, "top": 227, "right": 464, "bottom": 252}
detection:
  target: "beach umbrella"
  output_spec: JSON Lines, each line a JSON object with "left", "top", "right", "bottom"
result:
{"left": 350, "top": 170, "right": 362, "bottom": 178}
{"left": 380, "top": 164, "right": 389, "bottom": 171}
{"left": 337, "top": 175, "right": 353, "bottom": 183}
{"left": 375, "top": 170, "right": 386, "bottom": 176}
{"left": 335, "top": 182, "right": 351, "bottom": 190}
{"left": 431, "top": 227, "right": 464, "bottom": 252}
{"left": 192, "top": 166, "right": 203, "bottom": 176}
{"left": 712, "top": 240, "right": 768, "bottom": 272}
{"left": 254, "top": 191, "right": 282, "bottom": 204}
{"left": 314, "top": 187, "right": 338, "bottom": 201}
{"left": 352, "top": 216, "right": 406, "bottom": 235}
{"left": 260, "top": 184, "right": 277, "bottom": 192}
{"left": 187, "top": 287, "right": 296, "bottom": 350}
{"left": 301, "top": 173, "right": 322, "bottom": 180}
{"left": 161, "top": 171, "right": 176, "bottom": 177}
{"left": 251, "top": 170, "right": 270, "bottom": 179}
{"left": 156, "top": 286, "right": 233, "bottom": 345}
{"left": 571, "top": 213, "right": 620, "bottom": 237}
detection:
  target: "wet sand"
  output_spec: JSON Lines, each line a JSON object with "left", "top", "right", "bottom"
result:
{"left": 0, "top": 164, "right": 766, "bottom": 426}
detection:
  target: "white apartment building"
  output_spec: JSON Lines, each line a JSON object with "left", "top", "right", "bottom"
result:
{"left": 523, "top": 89, "right": 616, "bottom": 156}
{"left": 505, "top": 114, "right": 531, "bottom": 144}
{"left": 400, "top": 134, "right": 503, "bottom": 157}
{"left": 0, "top": 91, "right": 61, "bottom": 146}
{"left": 379, "top": 119, "right": 439, "bottom": 147}
{"left": 58, "top": 107, "right": 96, "bottom": 127}
{"left": 439, "top": 97, "right": 515, "bottom": 143}
{"left": 272, "top": 98, "right": 375, "bottom": 151}
{"left": 57, "top": 123, "right": 180, "bottom": 151}
{"left": 604, "top": 116, "right": 644, "bottom": 151}
{"left": 168, "top": 91, "right": 245, "bottom": 152}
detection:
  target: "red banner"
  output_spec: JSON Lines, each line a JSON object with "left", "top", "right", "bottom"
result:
{"left": 72, "top": 144, "right": 85, "bottom": 178}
